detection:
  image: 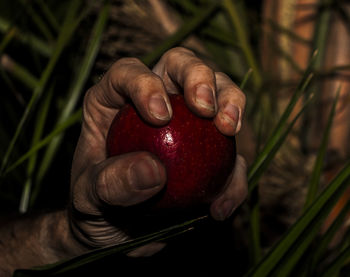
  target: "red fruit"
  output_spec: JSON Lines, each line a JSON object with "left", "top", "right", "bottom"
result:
{"left": 106, "top": 94, "right": 236, "bottom": 214}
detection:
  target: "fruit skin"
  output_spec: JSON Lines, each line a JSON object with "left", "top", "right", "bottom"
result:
{"left": 106, "top": 94, "right": 236, "bottom": 214}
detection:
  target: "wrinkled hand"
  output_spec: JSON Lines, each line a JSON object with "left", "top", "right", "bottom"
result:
{"left": 69, "top": 47, "right": 248, "bottom": 256}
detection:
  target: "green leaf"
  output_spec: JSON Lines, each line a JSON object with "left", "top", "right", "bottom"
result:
{"left": 34, "top": 0, "right": 111, "bottom": 188}
{"left": 246, "top": 93, "right": 314, "bottom": 271}
{"left": 240, "top": 68, "right": 253, "bottom": 90}
{"left": 0, "top": 55, "right": 39, "bottom": 90}
{"left": 309, "top": 201, "right": 350, "bottom": 274}
{"left": 320, "top": 245, "right": 350, "bottom": 277}
{"left": 245, "top": 55, "right": 316, "bottom": 266}
{"left": 19, "top": 0, "right": 54, "bottom": 41}
{"left": 246, "top": 159, "right": 350, "bottom": 277}
{"left": 4, "top": 110, "right": 82, "bottom": 175}
{"left": 0, "top": 0, "right": 82, "bottom": 177}
{"left": 273, "top": 219, "right": 322, "bottom": 276}
{"left": 222, "top": 0, "right": 262, "bottom": 91}
{"left": 0, "top": 16, "right": 52, "bottom": 57}
{"left": 141, "top": 1, "right": 220, "bottom": 67}
{"left": 35, "top": 0, "right": 60, "bottom": 32}
{"left": 19, "top": 85, "right": 54, "bottom": 213}
{"left": 310, "top": 0, "right": 332, "bottom": 71}
{"left": 304, "top": 87, "right": 341, "bottom": 210}
{"left": 247, "top": 74, "right": 313, "bottom": 193}
{"left": 200, "top": 26, "right": 241, "bottom": 49}
{"left": 13, "top": 215, "right": 208, "bottom": 276}
{"left": 249, "top": 187, "right": 262, "bottom": 265}
{"left": 0, "top": 25, "right": 16, "bottom": 55}
{"left": 247, "top": 50, "right": 318, "bottom": 193}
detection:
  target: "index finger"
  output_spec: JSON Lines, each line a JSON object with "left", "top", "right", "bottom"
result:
{"left": 85, "top": 58, "right": 173, "bottom": 132}
{"left": 74, "top": 58, "right": 173, "bottom": 173}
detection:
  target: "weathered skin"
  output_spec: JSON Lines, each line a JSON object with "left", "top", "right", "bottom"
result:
{"left": 107, "top": 94, "right": 236, "bottom": 212}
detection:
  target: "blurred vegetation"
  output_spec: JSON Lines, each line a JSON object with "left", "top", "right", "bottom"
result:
{"left": 0, "top": 0, "right": 350, "bottom": 276}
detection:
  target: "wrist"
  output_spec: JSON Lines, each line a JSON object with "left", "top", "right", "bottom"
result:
{"left": 44, "top": 209, "right": 89, "bottom": 259}
{"left": 0, "top": 209, "right": 88, "bottom": 276}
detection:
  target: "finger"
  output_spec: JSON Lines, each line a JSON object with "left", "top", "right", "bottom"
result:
{"left": 86, "top": 57, "right": 173, "bottom": 129}
{"left": 214, "top": 72, "right": 246, "bottom": 136}
{"left": 210, "top": 155, "right": 248, "bottom": 221}
{"left": 73, "top": 152, "right": 167, "bottom": 212}
{"left": 153, "top": 47, "right": 217, "bottom": 118}
{"left": 75, "top": 58, "right": 174, "bottom": 174}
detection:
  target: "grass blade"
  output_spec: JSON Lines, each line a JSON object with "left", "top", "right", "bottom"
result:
{"left": 246, "top": 94, "right": 314, "bottom": 268}
{"left": 1, "top": 55, "right": 39, "bottom": 89}
{"left": 320, "top": 245, "right": 350, "bottom": 277}
{"left": 0, "top": 16, "right": 52, "bottom": 57}
{"left": 247, "top": 76, "right": 313, "bottom": 193}
{"left": 13, "top": 215, "right": 208, "bottom": 276}
{"left": 200, "top": 26, "right": 241, "bottom": 49}
{"left": 273, "top": 219, "right": 322, "bottom": 276}
{"left": 0, "top": 25, "right": 16, "bottom": 55}
{"left": 222, "top": 0, "right": 262, "bottom": 91}
{"left": 310, "top": 201, "right": 350, "bottom": 273}
{"left": 19, "top": 85, "right": 54, "bottom": 213}
{"left": 35, "top": 0, "right": 110, "bottom": 187}
{"left": 248, "top": 51, "right": 313, "bottom": 264}
{"left": 141, "top": 1, "right": 220, "bottom": 67}
{"left": 0, "top": 0, "right": 82, "bottom": 177}
{"left": 310, "top": 0, "right": 332, "bottom": 70}
{"left": 19, "top": 0, "right": 54, "bottom": 41}
{"left": 244, "top": 91, "right": 313, "bottom": 270}
{"left": 246, "top": 159, "right": 350, "bottom": 277}
{"left": 304, "top": 87, "right": 341, "bottom": 210}
{"left": 4, "top": 110, "right": 82, "bottom": 175}
{"left": 247, "top": 50, "right": 318, "bottom": 193}
{"left": 249, "top": 187, "right": 262, "bottom": 265}
{"left": 240, "top": 68, "right": 253, "bottom": 90}
{"left": 35, "top": 0, "right": 60, "bottom": 32}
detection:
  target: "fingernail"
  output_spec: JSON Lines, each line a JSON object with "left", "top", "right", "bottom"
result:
{"left": 149, "top": 95, "right": 171, "bottom": 121}
{"left": 129, "top": 158, "right": 161, "bottom": 190}
{"left": 217, "top": 200, "right": 236, "bottom": 221}
{"left": 221, "top": 104, "right": 240, "bottom": 134}
{"left": 195, "top": 84, "right": 216, "bottom": 112}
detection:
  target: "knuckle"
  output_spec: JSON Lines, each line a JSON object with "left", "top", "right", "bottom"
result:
{"left": 84, "top": 86, "right": 96, "bottom": 104}
{"left": 113, "top": 57, "right": 142, "bottom": 68}
{"left": 134, "top": 72, "right": 162, "bottom": 86}
{"left": 95, "top": 166, "right": 122, "bottom": 206}
{"left": 216, "top": 71, "right": 230, "bottom": 81}
{"left": 108, "top": 58, "right": 143, "bottom": 83}
{"left": 216, "top": 72, "right": 244, "bottom": 94}
{"left": 190, "top": 62, "right": 212, "bottom": 74}
{"left": 132, "top": 73, "right": 162, "bottom": 96}
{"left": 95, "top": 168, "right": 109, "bottom": 203}
{"left": 163, "top": 47, "right": 195, "bottom": 64}
{"left": 82, "top": 87, "right": 98, "bottom": 118}
{"left": 222, "top": 85, "right": 246, "bottom": 105}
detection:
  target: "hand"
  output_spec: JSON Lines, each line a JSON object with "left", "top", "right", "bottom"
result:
{"left": 69, "top": 47, "right": 248, "bottom": 256}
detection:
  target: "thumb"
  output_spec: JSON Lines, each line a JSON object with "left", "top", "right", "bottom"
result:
{"left": 72, "top": 152, "right": 167, "bottom": 213}
{"left": 95, "top": 152, "right": 167, "bottom": 207}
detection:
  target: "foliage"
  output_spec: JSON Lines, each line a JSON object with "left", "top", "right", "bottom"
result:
{"left": 0, "top": 0, "right": 349, "bottom": 276}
